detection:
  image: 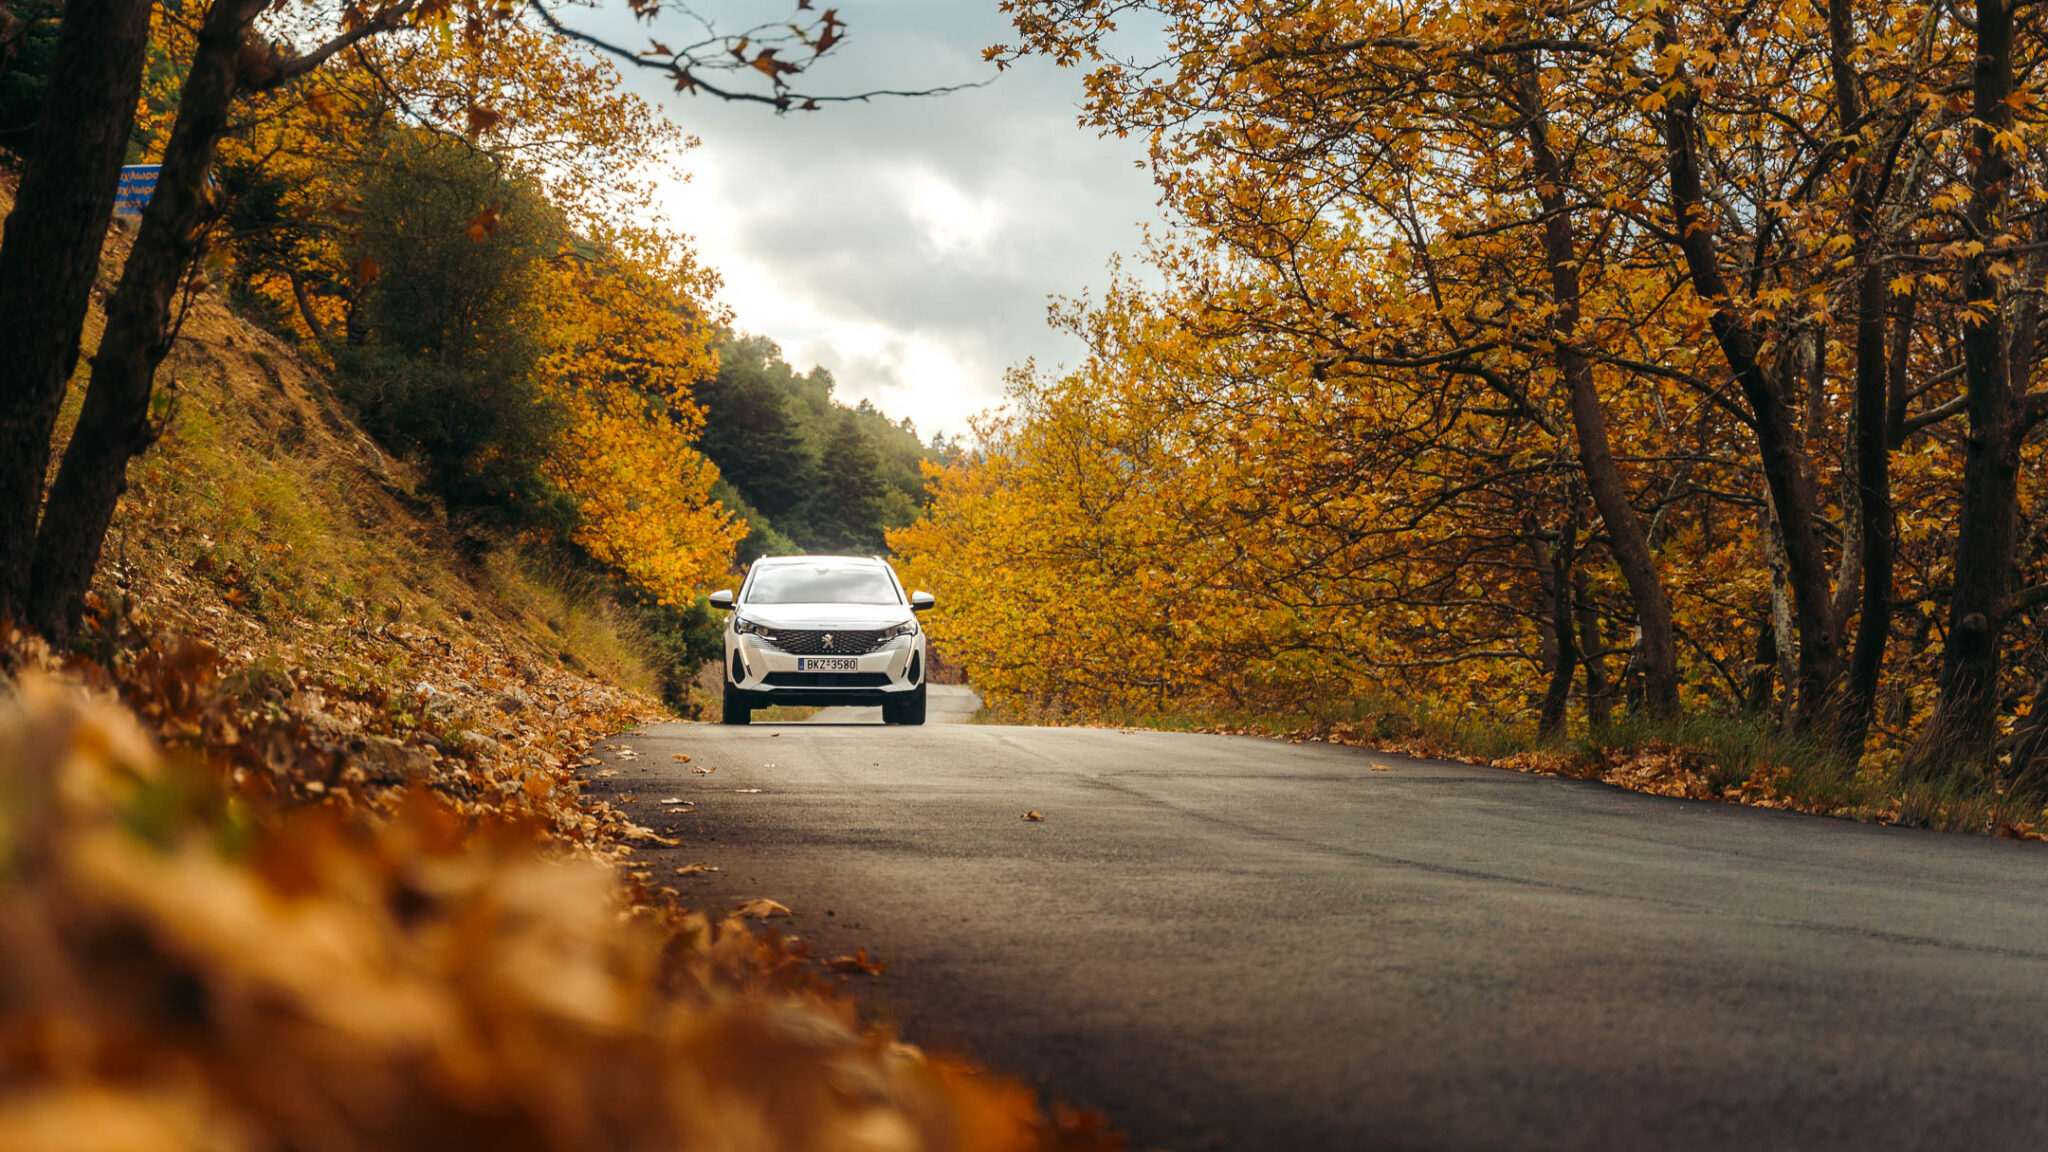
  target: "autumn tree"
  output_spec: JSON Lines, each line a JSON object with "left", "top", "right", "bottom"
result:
{"left": 209, "top": 11, "right": 743, "bottom": 604}
{"left": 929, "top": 0, "right": 2048, "bottom": 784}
{"left": 336, "top": 131, "right": 566, "bottom": 514}
{"left": 0, "top": 0, "right": 156, "bottom": 629}
{"left": 1, "top": 0, "right": 918, "bottom": 642}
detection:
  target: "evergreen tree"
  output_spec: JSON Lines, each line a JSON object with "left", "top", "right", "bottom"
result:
{"left": 692, "top": 334, "right": 934, "bottom": 556}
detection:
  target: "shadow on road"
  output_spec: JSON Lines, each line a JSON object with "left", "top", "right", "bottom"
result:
{"left": 802, "top": 683, "right": 981, "bottom": 725}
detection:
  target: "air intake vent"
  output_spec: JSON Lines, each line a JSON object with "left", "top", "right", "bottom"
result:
{"left": 764, "top": 672, "right": 890, "bottom": 688}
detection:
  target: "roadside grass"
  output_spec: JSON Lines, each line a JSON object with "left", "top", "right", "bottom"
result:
{"left": 478, "top": 547, "right": 662, "bottom": 696}
{"left": 974, "top": 693, "right": 2048, "bottom": 839}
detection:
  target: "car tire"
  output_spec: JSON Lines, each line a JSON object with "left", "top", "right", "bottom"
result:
{"left": 883, "top": 682, "right": 927, "bottom": 726}
{"left": 721, "top": 686, "right": 752, "bottom": 726}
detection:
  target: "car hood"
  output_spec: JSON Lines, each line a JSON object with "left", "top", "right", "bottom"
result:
{"left": 734, "top": 603, "right": 913, "bottom": 630}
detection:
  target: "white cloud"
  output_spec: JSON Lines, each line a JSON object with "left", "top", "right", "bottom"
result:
{"left": 579, "top": 0, "right": 1162, "bottom": 440}
{"left": 903, "top": 169, "right": 1000, "bottom": 259}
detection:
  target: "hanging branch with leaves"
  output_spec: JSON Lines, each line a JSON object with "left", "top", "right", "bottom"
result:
{"left": 525, "top": 0, "right": 988, "bottom": 110}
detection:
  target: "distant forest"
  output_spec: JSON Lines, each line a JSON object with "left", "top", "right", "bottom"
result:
{"left": 697, "top": 335, "right": 938, "bottom": 563}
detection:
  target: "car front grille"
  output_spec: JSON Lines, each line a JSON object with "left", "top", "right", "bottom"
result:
{"left": 763, "top": 672, "right": 891, "bottom": 688}
{"left": 764, "top": 628, "right": 889, "bottom": 655}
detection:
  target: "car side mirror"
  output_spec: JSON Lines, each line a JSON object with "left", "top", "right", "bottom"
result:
{"left": 910, "top": 590, "right": 935, "bottom": 613}
{"left": 707, "top": 589, "right": 734, "bottom": 610}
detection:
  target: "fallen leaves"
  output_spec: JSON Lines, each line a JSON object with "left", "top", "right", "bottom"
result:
{"left": 692, "top": 764, "right": 716, "bottom": 774}
{"left": 0, "top": 674, "right": 1121, "bottom": 1152}
{"left": 827, "top": 949, "right": 888, "bottom": 976}
{"left": 1370, "top": 763, "right": 1393, "bottom": 772}
{"left": 734, "top": 788, "right": 764, "bottom": 794}
{"left": 674, "top": 862, "right": 720, "bottom": 876}
{"left": 672, "top": 753, "right": 692, "bottom": 762}
{"left": 1021, "top": 811, "right": 1045, "bottom": 822}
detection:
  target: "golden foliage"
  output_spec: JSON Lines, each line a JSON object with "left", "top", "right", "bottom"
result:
{"left": 908, "top": 0, "right": 2048, "bottom": 774}
{"left": 536, "top": 230, "right": 745, "bottom": 605}
{"left": 184, "top": 12, "right": 744, "bottom": 605}
{"left": 0, "top": 670, "right": 1113, "bottom": 1152}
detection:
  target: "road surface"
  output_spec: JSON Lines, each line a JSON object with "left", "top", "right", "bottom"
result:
{"left": 588, "top": 698, "right": 2048, "bottom": 1151}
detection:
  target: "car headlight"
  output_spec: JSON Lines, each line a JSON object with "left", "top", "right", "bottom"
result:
{"left": 881, "top": 620, "right": 918, "bottom": 640}
{"left": 733, "top": 617, "right": 776, "bottom": 638}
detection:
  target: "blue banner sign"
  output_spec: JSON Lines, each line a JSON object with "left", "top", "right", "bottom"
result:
{"left": 114, "top": 165, "right": 160, "bottom": 217}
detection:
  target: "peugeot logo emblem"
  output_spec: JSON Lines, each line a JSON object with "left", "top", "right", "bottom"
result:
{"left": 822, "top": 634, "right": 835, "bottom": 648}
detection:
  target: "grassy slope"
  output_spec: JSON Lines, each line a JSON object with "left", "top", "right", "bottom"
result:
{"left": 10, "top": 172, "right": 668, "bottom": 725}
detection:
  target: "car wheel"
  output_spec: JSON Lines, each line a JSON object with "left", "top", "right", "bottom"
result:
{"left": 721, "top": 686, "right": 752, "bottom": 725}
{"left": 883, "top": 682, "right": 927, "bottom": 726}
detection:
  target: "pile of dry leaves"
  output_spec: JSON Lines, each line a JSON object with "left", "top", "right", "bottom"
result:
{"left": 0, "top": 628, "right": 1118, "bottom": 1151}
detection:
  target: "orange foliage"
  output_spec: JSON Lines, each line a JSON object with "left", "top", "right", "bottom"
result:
{"left": 909, "top": 0, "right": 2048, "bottom": 771}
{"left": 537, "top": 227, "right": 744, "bottom": 604}
{"left": 0, "top": 669, "right": 1117, "bottom": 1152}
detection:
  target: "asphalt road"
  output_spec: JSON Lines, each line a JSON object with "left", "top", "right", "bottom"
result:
{"left": 589, "top": 698, "right": 2048, "bottom": 1151}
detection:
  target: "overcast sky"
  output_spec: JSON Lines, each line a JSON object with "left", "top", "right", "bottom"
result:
{"left": 572, "top": 0, "right": 1161, "bottom": 442}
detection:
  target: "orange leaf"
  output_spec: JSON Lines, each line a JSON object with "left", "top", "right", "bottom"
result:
{"left": 734, "top": 898, "right": 791, "bottom": 919}
{"left": 1021, "top": 810, "right": 1044, "bottom": 821}
{"left": 827, "top": 948, "right": 888, "bottom": 976}
{"left": 464, "top": 204, "right": 501, "bottom": 242}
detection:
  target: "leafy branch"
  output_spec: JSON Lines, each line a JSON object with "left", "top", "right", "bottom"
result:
{"left": 526, "top": 0, "right": 990, "bottom": 111}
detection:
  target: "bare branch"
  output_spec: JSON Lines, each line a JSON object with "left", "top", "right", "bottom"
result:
{"left": 527, "top": 2, "right": 990, "bottom": 111}
{"left": 2013, "top": 583, "right": 2048, "bottom": 614}
{"left": 246, "top": 1, "right": 423, "bottom": 91}
{"left": 1902, "top": 391, "right": 1969, "bottom": 435}
{"left": 2025, "top": 387, "right": 2048, "bottom": 432}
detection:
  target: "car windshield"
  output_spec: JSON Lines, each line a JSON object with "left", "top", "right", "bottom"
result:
{"left": 746, "top": 565, "right": 901, "bottom": 605}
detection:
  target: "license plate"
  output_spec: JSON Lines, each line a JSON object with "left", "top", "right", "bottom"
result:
{"left": 798, "top": 657, "right": 858, "bottom": 672}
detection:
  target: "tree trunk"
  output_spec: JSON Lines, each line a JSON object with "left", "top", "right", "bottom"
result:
{"left": 1836, "top": 265, "right": 1896, "bottom": 757}
{"left": 26, "top": 2, "right": 250, "bottom": 638}
{"left": 1744, "top": 606, "right": 1779, "bottom": 716}
{"left": 1922, "top": 0, "right": 2025, "bottom": 767}
{"left": 1827, "top": 0, "right": 1898, "bottom": 759}
{"left": 1574, "top": 570, "right": 1613, "bottom": 729}
{"left": 1534, "top": 503, "right": 1579, "bottom": 739}
{"left": 23, "top": 1, "right": 418, "bottom": 637}
{"left": 1762, "top": 491, "right": 1798, "bottom": 730}
{"left": 1657, "top": 56, "right": 1840, "bottom": 735}
{"left": 0, "top": 0, "right": 154, "bottom": 623}
{"left": 289, "top": 270, "right": 334, "bottom": 346}
{"left": 1519, "top": 62, "right": 1681, "bottom": 722}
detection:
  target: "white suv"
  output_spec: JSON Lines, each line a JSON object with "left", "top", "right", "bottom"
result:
{"left": 708, "top": 555, "right": 935, "bottom": 725}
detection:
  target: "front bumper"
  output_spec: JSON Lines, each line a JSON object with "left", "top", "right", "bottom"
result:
{"left": 725, "top": 634, "right": 924, "bottom": 705}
